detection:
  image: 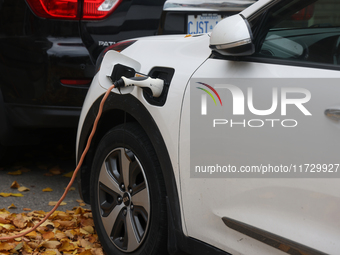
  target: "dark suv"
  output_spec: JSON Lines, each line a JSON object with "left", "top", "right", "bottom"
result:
{"left": 0, "top": 0, "right": 165, "bottom": 159}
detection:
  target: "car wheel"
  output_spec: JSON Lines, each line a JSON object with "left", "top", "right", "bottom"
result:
{"left": 90, "top": 123, "right": 168, "bottom": 255}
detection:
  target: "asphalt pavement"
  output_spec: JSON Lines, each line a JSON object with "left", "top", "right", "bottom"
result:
{"left": 0, "top": 129, "right": 91, "bottom": 212}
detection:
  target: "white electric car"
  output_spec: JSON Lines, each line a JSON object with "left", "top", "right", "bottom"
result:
{"left": 76, "top": 0, "right": 340, "bottom": 254}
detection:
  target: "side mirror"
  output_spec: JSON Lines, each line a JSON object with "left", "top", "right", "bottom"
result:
{"left": 210, "top": 14, "right": 255, "bottom": 56}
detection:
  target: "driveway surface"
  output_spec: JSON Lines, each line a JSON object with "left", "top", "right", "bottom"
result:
{"left": 0, "top": 129, "right": 90, "bottom": 212}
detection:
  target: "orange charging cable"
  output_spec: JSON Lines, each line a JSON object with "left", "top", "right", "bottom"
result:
{"left": 0, "top": 84, "right": 116, "bottom": 241}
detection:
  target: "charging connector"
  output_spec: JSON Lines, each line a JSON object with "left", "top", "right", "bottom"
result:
{"left": 115, "top": 76, "right": 164, "bottom": 97}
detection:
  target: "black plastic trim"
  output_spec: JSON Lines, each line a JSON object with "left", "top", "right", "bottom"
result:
{"left": 143, "top": 67, "right": 175, "bottom": 106}
{"left": 210, "top": 53, "right": 340, "bottom": 71}
{"left": 243, "top": 56, "right": 340, "bottom": 71}
{"left": 222, "top": 217, "right": 327, "bottom": 255}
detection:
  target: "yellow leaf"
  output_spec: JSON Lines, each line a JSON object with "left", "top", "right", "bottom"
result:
{"left": 63, "top": 171, "right": 74, "bottom": 178}
{"left": 59, "top": 240, "right": 78, "bottom": 252}
{"left": 43, "top": 188, "right": 53, "bottom": 192}
{"left": 18, "top": 187, "right": 30, "bottom": 192}
{"left": 23, "top": 208, "right": 31, "bottom": 211}
{"left": 79, "top": 203, "right": 86, "bottom": 206}
{"left": 81, "top": 226, "right": 94, "bottom": 235}
{"left": 7, "top": 170, "right": 22, "bottom": 175}
{"left": 0, "top": 193, "right": 11, "bottom": 197}
{"left": 10, "top": 181, "right": 20, "bottom": 189}
{"left": 48, "top": 201, "right": 66, "bottom": 206}
{"left": 41, "top": 251, "right": 57, "bottom": 255}
{"left": 43, "top": 231, "right": 55, "bottom": 240}
{"left": 0, "top": 223, "right": 15, "bottom": 230}
{"left": 8, "top": 203, "right": 17, "bottom": 209}
{"left": 25, "top": 231, "right": 38, "bottom": 238}
{"left": 0, "top": 242, "right": 15, "bottom": 251}
{"left": 79, "top": 250, "right": 92, "bottom": 255}
{"left": 11, "top": 193, "right": 24, "bottom": 197}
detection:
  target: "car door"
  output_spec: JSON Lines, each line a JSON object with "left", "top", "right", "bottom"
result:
{"left": 179, "top": 0, "right": 340, "bottom": 254}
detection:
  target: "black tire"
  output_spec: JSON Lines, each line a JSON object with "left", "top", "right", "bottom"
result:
{"left": 90, "top": 123, "right": 168, "bottom": 255}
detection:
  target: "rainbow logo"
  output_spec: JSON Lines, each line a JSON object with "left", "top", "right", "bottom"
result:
{"left": 196, "top": 82, "right": 222, "bottom": 115}
{"left": 196, "top": 82, "right": 222, "bottom": 106}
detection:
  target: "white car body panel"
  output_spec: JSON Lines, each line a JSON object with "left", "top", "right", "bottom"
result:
{"left": 180, "top": 59, "right": 340, "bottom": 254}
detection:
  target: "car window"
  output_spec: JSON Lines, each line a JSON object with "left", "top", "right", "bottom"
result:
{"left": 255, "top": 0, "right": 340, "bottom": 66}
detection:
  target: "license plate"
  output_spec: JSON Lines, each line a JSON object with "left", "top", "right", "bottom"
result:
{"left": 187, "top": 14, "right": 222, "bottom": 34}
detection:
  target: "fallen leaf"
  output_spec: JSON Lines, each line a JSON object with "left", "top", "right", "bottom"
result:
{"left": 42, "top": 241, "right": 61, "bottom": 249}
{"left": 80, "top": 218, "right": 94, "bottom": 227}
{"left": 59, "top": 240, "right": 78, "bottom": 252}
{"left": 11, "top": 193, "right": 24, "bottom": 197}
{"left": 49, "top": 166, "right": 62, "bottom": 175}
{"left": 10, "top": 181, "right": 20, "bottom": 189}
{"left": 18, "top": 187, "right": 30, "bottom": 192}
{"left": 23, "top": 208, "right": 31, "bottom": 211}
{"left": 53, "top": 220, "right": 75, "bottom": 228}
{"left": 1, "top": 192, "right": 24, "bottom": 197}
{"left": 81, "top": 226, "right": 94, "bottom": 234}
{"left": 76, "top": 199, "right": 84, "bottom": 203}
{"left": 79, "top": 239, "right": 94, "bottom": 250}
{"left": 79, "top": 203, "right": 86, "bottom": 206}
{"left": 91, "top": 248, "right": 104, "bottom": 255}
{"left": 0, "top": 242, "right": 15, "bottom": 251}
{"left": 7, "top": 170, "right": 22, "bottom": 175}
{"left": 0, "top": 217, "right": 10, "bottom": 224}
{"left": 63, "top": 171, "right": 74, "bottom": 178}
{"left": 8, "top": 203, "right": 17, "bottom": 209}
{"left": 25, "top": 231, "right": 38, "bottom": 238}
{"left": 13, "top": 214, "right": 27, "bottom": 228}
{"left": 48, "top": 202, "right": 66, "bottom": 206}
{"left": 43, "top": 231, "right": 55, "bottom": 240}
{"left": 55, "top": 232, "right": 67, "bottom": 240}
{"left": 14, "top": 242, "right": 23, "bottom": 251}
{"left": 64, "top": 229, "right": 78, "bottom": 239}
{"left": 43, "top": 188, "right": 53, "bottom": 192}
{"left": 41, "top": 250, "right": 57, "bottom": 255}
{"left": 79, "top": 250, "right": 92, "bottom": 255}
{"left": 0, "top": 223, "right": 15, "bottom": 230}
{"left": 44, "top": 249, "right": 61, "bottom": 255}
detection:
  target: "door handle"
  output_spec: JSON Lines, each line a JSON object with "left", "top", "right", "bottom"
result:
{"left": 325, "top": 109, "right": 340, "bottom": 121}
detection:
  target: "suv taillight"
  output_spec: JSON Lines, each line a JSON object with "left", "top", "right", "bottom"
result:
{"left": 26, "top": 0, "right": 79, "bottom": 19}
{"left": 26, "top": 0, "right": 122, "bottom": 20}
{"left": 83, "top": 0, "right": 122, "bottom": 20}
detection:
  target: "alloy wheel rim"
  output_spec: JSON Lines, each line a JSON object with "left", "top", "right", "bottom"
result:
{"left": 98, "top": 147, "right": 150, "bottom": 252}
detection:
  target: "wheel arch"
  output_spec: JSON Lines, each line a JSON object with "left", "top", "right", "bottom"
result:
{"left": 77, "top": 92, "right": 183, "bottom": 251}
